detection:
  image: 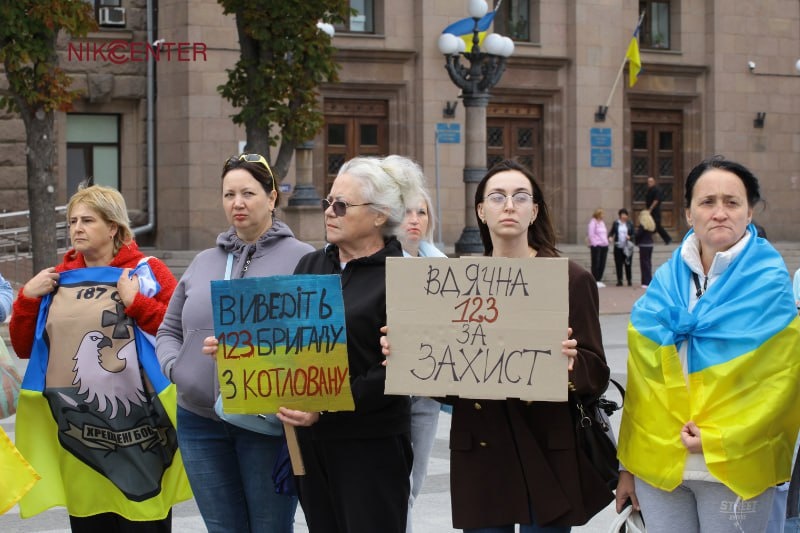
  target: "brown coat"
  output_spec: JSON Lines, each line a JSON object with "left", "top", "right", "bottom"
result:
{"left": 449, "top": 260, "right": 613, "bottom": 529}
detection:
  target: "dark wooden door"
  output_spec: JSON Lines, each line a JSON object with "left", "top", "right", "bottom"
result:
{"left": 631, "top": 110, "right": 683, "bottom": 236}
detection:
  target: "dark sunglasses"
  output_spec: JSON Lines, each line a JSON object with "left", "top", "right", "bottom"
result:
{"left": 224, "top": 153, "right": 276, "bottom": 193}
{"left": 321, "top": 197, "right": 374, "bottom": 217}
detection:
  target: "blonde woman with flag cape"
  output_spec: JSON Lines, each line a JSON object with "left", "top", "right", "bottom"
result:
{"left": 616, "top": 157, "right": 800, "bottom": 533}
{"left": 10, "top": 185, "right": 191, "bottom": 532}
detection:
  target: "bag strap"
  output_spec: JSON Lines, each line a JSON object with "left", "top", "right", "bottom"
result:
{"left": 597, "top": 378, "right": 626, "bottom": 417}
{"left": 225, "top": 253, "right": 234, "bottom": 281}
{"left": 607, "top": 505, "right": 632, "bottom": 533}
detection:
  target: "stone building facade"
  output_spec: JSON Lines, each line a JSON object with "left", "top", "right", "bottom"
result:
{"left": 1, "top": 0, "right": 799, "bottom": 253}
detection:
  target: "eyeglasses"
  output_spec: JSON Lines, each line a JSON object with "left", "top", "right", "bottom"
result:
{"left": 224, "top": 153, "right": 276, "bottom": 193}
{"left": 322, "top": 197, "right": 374, "bottom": 217}
{"left": 484, "top": 192, "right": 534, "bottom": 208}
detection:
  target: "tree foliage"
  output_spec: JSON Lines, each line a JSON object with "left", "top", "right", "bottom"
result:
{"left": 0, "top": 1, "right": 96, "bottom": 272}
{"left": 217, "top": 0, "right": 349, "bottom": 179}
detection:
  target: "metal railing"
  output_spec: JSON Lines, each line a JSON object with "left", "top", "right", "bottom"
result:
{"left": 0, "top": 206, "right": 70, "bottom": 283}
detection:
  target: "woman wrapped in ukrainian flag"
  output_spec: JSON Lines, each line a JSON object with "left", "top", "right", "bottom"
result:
{"left": 615, "top": 156, "right": 800, "bottom": 533}
{"left": 9, "top": 185, "right": 191, "bottom": 532}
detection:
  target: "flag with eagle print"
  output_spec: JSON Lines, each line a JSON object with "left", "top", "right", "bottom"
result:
{"left": 15, "top": 266, "right": 191, "bottom": 519}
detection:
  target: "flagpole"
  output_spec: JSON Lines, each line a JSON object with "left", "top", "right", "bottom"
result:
{"left": 595, "top": 11, "right": 645, "bottom": 122}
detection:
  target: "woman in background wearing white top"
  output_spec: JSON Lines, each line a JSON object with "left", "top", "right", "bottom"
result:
{"left": 390, "top": 155, "right": 446, "bottom": 533}
{"left": 608, "top": 208, "right": 633, "bottom": 286}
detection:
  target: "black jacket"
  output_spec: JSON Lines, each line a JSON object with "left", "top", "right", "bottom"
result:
{"left": 608, "top": 219, "right": 634, "bottom": 246}
{"left": 293, "top": 238, "right": 410, "bottom": 439}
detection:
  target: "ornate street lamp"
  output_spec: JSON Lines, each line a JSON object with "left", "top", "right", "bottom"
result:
{"left": 439, "top": 0, "right": 514, "bottom": 253}
{"left": 288, "top": 21, "right": 335, "bottom": 207}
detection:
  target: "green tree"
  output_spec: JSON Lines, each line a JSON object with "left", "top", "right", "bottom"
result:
{"left": 0, "top": 1, "right": 96, "bottom": 272}
{"left": 218, "top": 0, "right": 349, "bottom": 179}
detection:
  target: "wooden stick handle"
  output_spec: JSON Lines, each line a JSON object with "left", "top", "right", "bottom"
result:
{"left": 283, "top": 423, "right": 305, "bottom": 476}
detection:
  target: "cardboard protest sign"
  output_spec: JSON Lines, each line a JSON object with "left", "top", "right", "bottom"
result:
{"left": 211, "top": 275, "right": 354, "bottom": 414}
{"left": 385, "top": 257, "right": 568, "bottom": 402}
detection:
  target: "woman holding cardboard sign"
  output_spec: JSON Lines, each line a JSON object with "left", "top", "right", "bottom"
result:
{"left": 383, "top": 159, "right": 612, "bottom": 532}
{"left": 276, "top": 155, "right": 420, "bottom": 533}
{"left": 458, "top": 159, "right": 614, "bottom": 531}
{"left": 156, "top": 154, "right": 313, "bottom": 533}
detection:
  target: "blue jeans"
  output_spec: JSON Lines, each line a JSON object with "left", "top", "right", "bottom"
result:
{"left": 177, "top": 406, "right": 298, "bottom": 533}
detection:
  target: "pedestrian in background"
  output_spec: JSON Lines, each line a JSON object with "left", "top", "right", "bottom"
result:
{"left": 393, "top": 156, "right": 447, "bottom": 533}
{"left": 635, "top": 209, "right": 656, "bottom": 288}
{"left": 276, "top": 155, "right": 417, "bottom": 533}
{"left": 646, "top": 176, "right": 673, "bottom": 244}
{"left": 608, "top": 208, "right": 634, "bottom": 286}
{"left": 587, "top": 208, "right": 610, "bottom": 287}
{"left": 616, "top": 156, "right": 800, "bottom": 533}
{"left": 157, "top": 154, "right": 311, "bottom": 533}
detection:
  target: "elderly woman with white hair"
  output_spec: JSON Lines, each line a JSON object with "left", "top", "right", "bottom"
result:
{"left": 277, "top": 155, "right": 420, "bottom": 533}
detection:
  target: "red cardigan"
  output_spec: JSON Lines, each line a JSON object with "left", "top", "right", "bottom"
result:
{"left": 10, "top": 242, "right": 176, "bottom": 359}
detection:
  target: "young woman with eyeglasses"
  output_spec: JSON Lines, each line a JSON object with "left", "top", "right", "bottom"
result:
{"left": 448, "top": 159, "right": 612, "bottom": 532}
{"left": 156, "top": 154, "right": 313, "bottom": 533}
{"left": 275, "top": 155, "right": 424, "bottom": 533}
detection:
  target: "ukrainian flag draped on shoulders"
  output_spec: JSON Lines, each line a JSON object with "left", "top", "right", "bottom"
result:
{"left": 618, "top": 226, "right": 800, "bottom": 499}
{"left": 15, "top": 265, "right": 192, "bottom": 519}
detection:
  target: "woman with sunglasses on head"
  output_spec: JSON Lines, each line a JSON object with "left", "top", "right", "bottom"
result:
{"left": 156, "top": 154, "right": 313, "bottom": 533}
{"left": 414, "top": 159, "right": 612, "bottom": 532}
{"left": 275, "top": 155, "right": 420, "bottom": 533}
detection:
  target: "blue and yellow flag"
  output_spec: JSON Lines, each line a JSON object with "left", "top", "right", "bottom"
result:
{"left": 15, "top": 267, "right": 192, "bottom": 519}
{"left": 0, "top": 426, "right": 40, "bottom": 514}
{"left": 618, "top": 227, "right": 800, "bottom": 499}
{"left": 442, "top": 11, "right": 496, "bottom": 53}
{"left": 625, "top": 20, "right": 642, "bottom": 87}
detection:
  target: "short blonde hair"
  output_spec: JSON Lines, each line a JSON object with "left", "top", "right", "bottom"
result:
{"left": 67, "top": 185, "right": 133, "bottom": 255}
{"left": 593, "top": 208, "right": 604, "bottom": 219}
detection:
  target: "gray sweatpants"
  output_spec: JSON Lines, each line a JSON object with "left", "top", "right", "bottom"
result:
{"left": 635, "top": 477, "right": 775, "bottom": 533}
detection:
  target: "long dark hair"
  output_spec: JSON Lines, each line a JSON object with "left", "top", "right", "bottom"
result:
{"left": 474, "top": 159, "right": 558, "bottom": 257}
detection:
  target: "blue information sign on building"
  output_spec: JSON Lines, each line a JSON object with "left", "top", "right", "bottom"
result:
{"left": 590, "top": 127, "right": 612, "bottom": 147}
{"left": 591, "top": 148, "right": 612, "bottom": 167}
{"left": 590, "top": 128, "right": 612, "bottom": 167}
{"left": 436, "top": 123, "right": 461, "bottom": 144}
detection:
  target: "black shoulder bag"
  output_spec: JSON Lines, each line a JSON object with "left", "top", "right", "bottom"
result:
{"left": 572, "top": 378, "right": 625, "bottom": 491}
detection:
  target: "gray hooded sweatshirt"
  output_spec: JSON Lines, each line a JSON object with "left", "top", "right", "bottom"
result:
{"left": 156, "top": 220, "right": 314, "bottom": 419}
